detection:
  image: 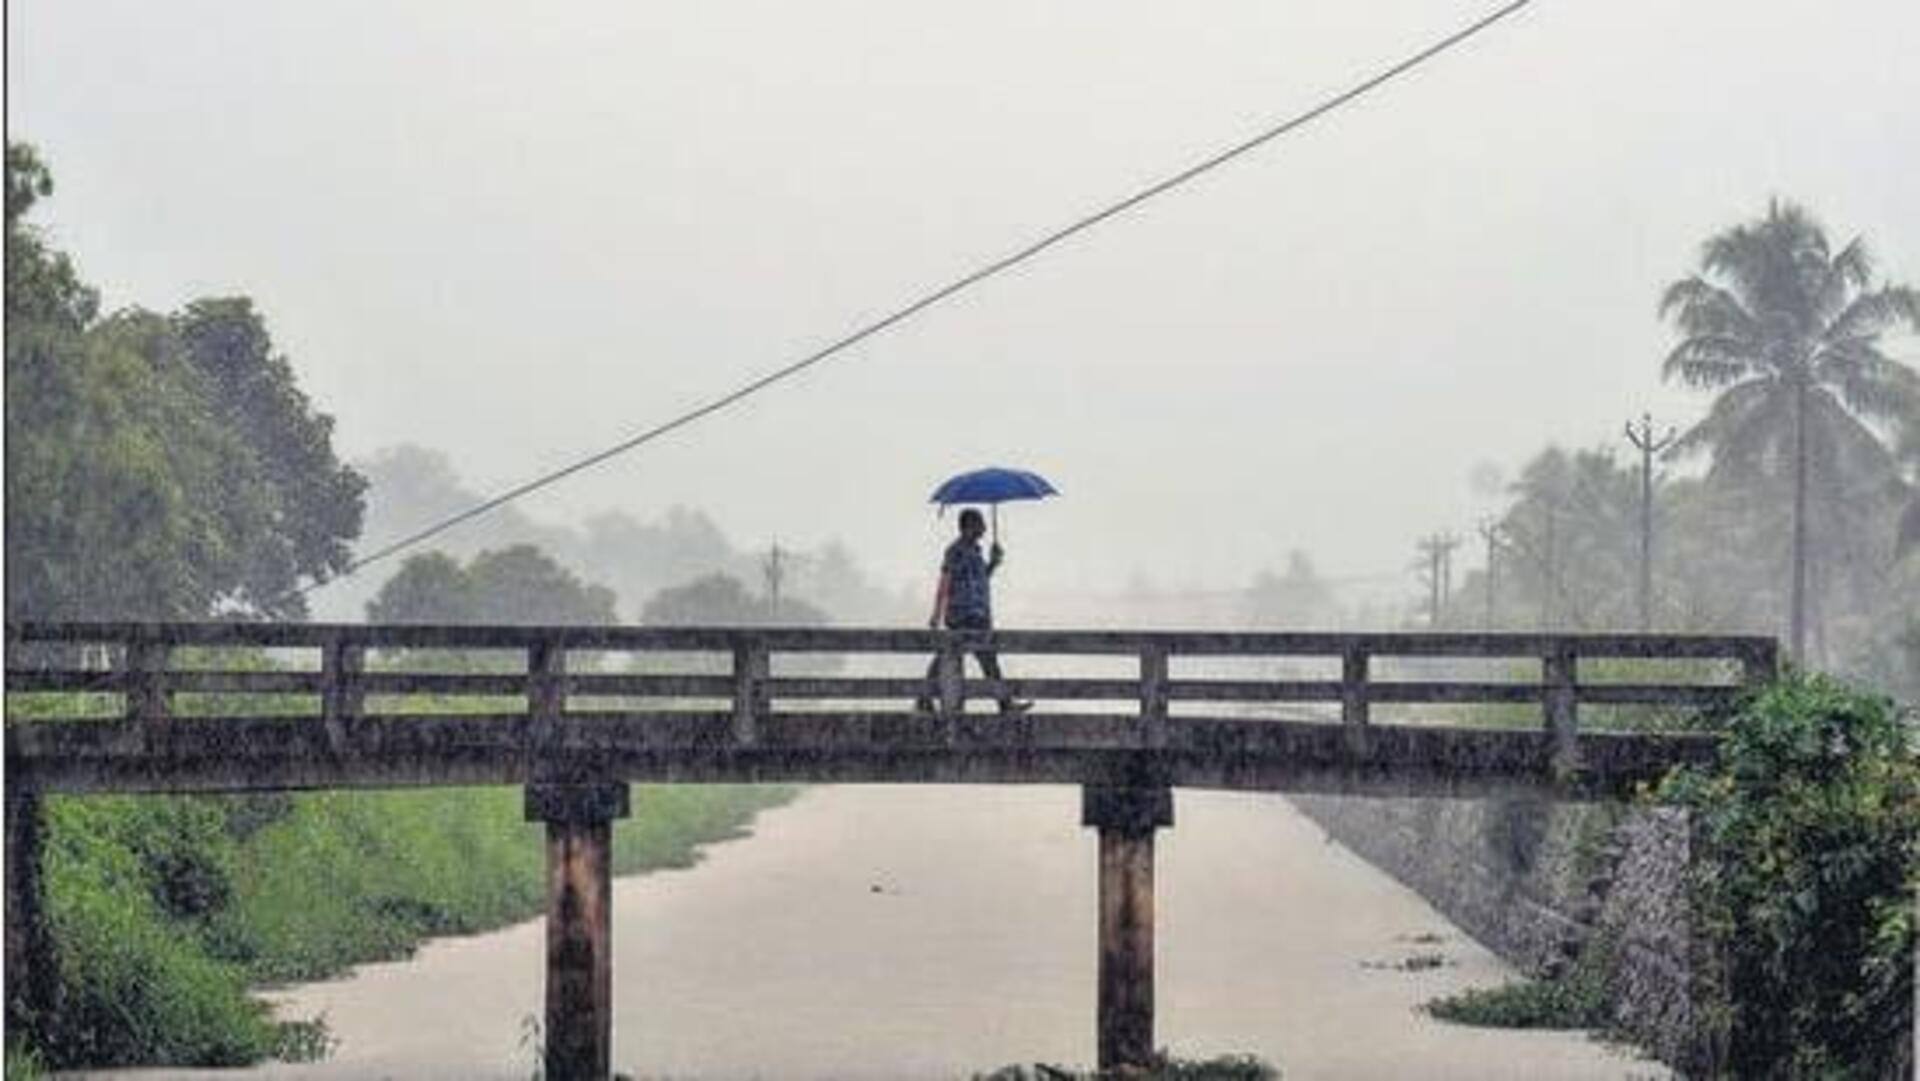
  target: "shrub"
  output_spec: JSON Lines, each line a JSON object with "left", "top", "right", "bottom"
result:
{"left": 1426, "top": 977, "right": 1607, "bottom": 1029}
{"left": 1657, "top": 673, "right": 1918, "bottom": 1078}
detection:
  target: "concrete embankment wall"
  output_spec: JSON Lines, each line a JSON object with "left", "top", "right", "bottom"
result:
{"left": 1287, "top": 793, "right": 1702, "bottom": 1069}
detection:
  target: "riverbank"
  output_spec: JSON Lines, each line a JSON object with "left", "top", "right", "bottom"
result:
{"left": 25, "top": 784, "right": 795, "bottom": 1069}
{"left": 69, "top": 786, "right": 1669, "bottom": 1080}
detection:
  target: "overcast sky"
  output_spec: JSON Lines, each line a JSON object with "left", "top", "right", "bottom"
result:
{"left": 10, "top": 0, "right": 1918, "bottom": 610}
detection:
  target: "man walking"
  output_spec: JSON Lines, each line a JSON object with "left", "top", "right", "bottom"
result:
{"left": 918, "top": 508, "right": 1031, "bottom": 714}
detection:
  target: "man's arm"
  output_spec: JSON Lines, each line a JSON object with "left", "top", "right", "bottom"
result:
{"left": 987, "top": 542, "right": 1004, "bottom": 576}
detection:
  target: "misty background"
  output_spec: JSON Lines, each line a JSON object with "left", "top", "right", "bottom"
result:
{"left": 9, "top": 0, "right": 1918, "bottom": 624}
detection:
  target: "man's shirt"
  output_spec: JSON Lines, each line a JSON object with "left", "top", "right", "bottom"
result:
{"left": 942, "top": 538, "right": 993, "bottom": 625}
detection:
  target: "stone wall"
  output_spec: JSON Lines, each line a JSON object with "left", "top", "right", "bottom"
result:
{"left": 1287, "top": 793, "right": 1702, "bottom": 1069}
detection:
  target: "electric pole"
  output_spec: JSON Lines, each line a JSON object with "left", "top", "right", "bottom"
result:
{"left": 763, "top": 541, "right": 787, "bottom": 621}
{"left": 1414, "top": 533, "right": 1462, "bottom": 628}
{"left": 1624, "top": 413, "right": 1677, "bottom": 632}
{"left": 1477, "top": 519, "right": 1501, "bottom": 630}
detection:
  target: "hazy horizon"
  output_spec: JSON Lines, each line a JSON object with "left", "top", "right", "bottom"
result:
{"left": 12, "top": 0, "right": 1918, "bottom": 609}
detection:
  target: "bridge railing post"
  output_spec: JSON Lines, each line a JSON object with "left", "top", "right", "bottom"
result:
{"left": 124, "top": 635, "right": 169, "bottom": 731}
{"left": 1138, "top": 644, "right": 1168, "bottom": 748}
{"left": 529, "top": 637, "right": 566, "bottom": 771}
{"left": 321, "top": 638, "right": 364, "bottom": 754}
{"left": 1740, "top": 638, "right": 1779, "bottom": 690}
{"left": 1341, "top": 643, "right": 1370, "bottom": 757}
{"left": 1545, "top": 641, "right": 1579, "bottom": 780}
{"left": 732, "top": 640, "right": 767, "bottom": 746}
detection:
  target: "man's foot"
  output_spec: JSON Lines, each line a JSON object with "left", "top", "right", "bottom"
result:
{"left": 998, "top": 699, "right": 1034, "bottom": 715}
{"left": 912, "top": 698, "right": 935, "bottom": 713}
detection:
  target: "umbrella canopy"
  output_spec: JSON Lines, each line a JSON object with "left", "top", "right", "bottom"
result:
{"left": 928, "top": 466, "right": 1059, "bottom": 507}
{"left": 928, "top": 467, "right": 1059, "bottom": 540}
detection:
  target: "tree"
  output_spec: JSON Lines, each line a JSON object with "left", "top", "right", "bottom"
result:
{"left": 171, "top": 298, "right": 366, "bottom": 613}
{"left": 4, "top": 144, "right": 365, "bottom": 621}
{"left": 364, "top": 552, "right": 475, "bottom": 624}
{"left": 1245, "top": 550, "right": 1338, "bottom": 629}
{"left": 1660, "top": 200, "right": 1920, "bottom": 661}
{"left": 1494, "top": 447, "right": 1639, "bottom": 630}
{"left": 5, "top": 143, "right": 97, "bottom": 332}
{"left": 465, "top": 545, "right": 617, "bottom": 626}
{"left": 639, "top": 572, "right": 825, "bottom": 627}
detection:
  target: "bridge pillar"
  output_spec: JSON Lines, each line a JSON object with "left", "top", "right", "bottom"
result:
{"left": 1082, "top": 785, "right": 1173, "bottom": 1071}
{"left": 526, "top": 783, "right": 631, "bottom": 1081}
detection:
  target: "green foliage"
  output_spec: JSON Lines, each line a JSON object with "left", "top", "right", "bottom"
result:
{"left": 4, "top": 143, "right": 365, "bottom": 622}
{"left": 5, "top": 142, "right": 98, "bottom": 331}
{"left": 5, "top": 1037, "right": 50, "bottom": 1080}
{"left": 1426, "top": 977, "right": 1609, "bottom": 1030}
{"left": 367, "top": 544, "right": 618, "bottom": 626}
{"left": 468, "top": 545, "right": 619, "bottom": 625}
{"left": 367, "top": 551, "right": 476, "bottom": 622}
{"left": 1656, "top": 674, "right": 1918, "bottom": 1078}
{"left": 973, "top": 1053, "right": 1279, "bottom": 1080}
{"left": 38, "top": 797, "right": 278, "bottom": 1068}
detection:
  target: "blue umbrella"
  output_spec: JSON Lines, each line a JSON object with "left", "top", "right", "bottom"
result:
{"left": 929, "top": 466, "right": 1060, "bottom": 540}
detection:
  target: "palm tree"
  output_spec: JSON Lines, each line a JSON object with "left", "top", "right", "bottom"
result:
{"left": 1660, "top": 200, "right": 1920, "bottom": 663}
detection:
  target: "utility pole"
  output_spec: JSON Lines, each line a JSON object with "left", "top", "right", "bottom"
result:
{"left": 1477, "top": 519, "right": 1501, "bottom": 630}
{"left": 1624, "top": 413, "right": 1677, "bottom": 632}
{"left": 762, "top": 541, "right": 787, "bottom": 621}
{"left": 1414, "top": 533, "right": 1461, "bottom": 628}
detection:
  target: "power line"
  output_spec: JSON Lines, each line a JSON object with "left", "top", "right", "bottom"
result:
{"left": 286, "top": 0, "right": 1539, "bottom": 605}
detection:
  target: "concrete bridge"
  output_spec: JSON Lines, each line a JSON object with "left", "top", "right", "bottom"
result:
{"left": 4, "top": 621, "right": 1776, "bottom": 1078}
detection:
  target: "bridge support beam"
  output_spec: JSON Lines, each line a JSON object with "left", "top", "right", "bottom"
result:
{"left": 526, "top": 783, "right": 631, "bottom": 1081}
{"left": 1082, "top": 784, "right": 1173, "bottom": 1072}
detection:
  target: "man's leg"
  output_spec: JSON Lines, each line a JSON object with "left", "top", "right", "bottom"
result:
{"left": 975, "top": 648, "right": 1030, "bottom": 714}
{"left": 916, "top": 653, "right": 939, "bottom": 712}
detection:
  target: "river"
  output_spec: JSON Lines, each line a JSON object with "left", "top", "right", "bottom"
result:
{"left": 74, "top": 786, "right": 1668, "bottom": 1080}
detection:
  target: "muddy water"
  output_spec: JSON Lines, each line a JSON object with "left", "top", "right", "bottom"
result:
{"left": 75, "top": 786, "right": 1667, "bottom": 1080}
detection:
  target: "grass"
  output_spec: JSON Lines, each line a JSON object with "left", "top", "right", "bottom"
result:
{"left": 1425, "top": 976, "right": 1609, "bottom": 1030}
{"left": 974, "top": 1053, "right": 1280, "bottom": 1079}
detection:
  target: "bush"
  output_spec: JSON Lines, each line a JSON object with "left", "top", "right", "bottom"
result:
{"left": 39, "top": 797, "right": 277, "bottom": 1067}
{"left": 974, "top": 1052, "right": 1279, "bottom": 1079}
{"left": 1657, "top": 673, "right": 1918, "bottom": 1078}
{"left": 1426, "top": 977, "right": 1607, "bottom": 1029}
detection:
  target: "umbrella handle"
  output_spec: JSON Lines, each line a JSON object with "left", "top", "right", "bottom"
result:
{"left": 992, "top": 504, "right": 1001, "bottom": 546}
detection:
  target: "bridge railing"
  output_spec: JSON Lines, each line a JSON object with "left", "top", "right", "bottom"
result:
{"left": 6, "top": 621, "right": 1778, "bottom": 730}
{"left": 3, "top": 622, "right": 1781, "bottom": 795}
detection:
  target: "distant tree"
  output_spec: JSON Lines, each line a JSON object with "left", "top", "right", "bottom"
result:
{"left": 1660, "top": 200, "right": 1920, "bottom": 661}
{"left": 1895, "top": 408, "right": 1920, "bottom": 561}
{"left": 365, "top": 552, "right": 476, "bottom": 624}
{"left": 799, "top": 540, "right": 907, "bottom": 624}
{"left": 466, "top": 545, "right": 617, "bottom": 626}
{"left": 640, "top": 572, "right": 828, "bottom": 627}
{"left": 1494, "top": 447, "right": 1639, "bottom": 630}
{"left": 1245, "top": 550, "right": 1338, "bottom": 628}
